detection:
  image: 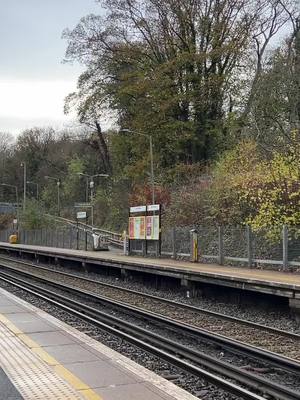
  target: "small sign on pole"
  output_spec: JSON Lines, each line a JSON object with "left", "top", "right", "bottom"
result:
{"left": 147, "top": 204, "right": 160, "bottom": 212}
{"left": 130, "top": 205, "right": 147, "bottom": 213}
{"left": 74, "top": 202, "right": 92, "bottom": 208}
{"left": 76, "top": 211, "right": 87, "bottom": 220}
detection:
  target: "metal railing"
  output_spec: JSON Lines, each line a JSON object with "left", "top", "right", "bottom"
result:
{"left": 0, "top": 227, "right": 94, "bottom": 251}
{"left": 132, "top": 224, "right": 300, "bottom": 270}
{"left": 1, "top": 223, "right": 300, "bottom": 270}
{"left": 44, "top": 214, "right": 123, "bottom": 247}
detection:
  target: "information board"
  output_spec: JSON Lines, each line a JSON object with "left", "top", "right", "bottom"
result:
{"left": 129, "top": 216, "right": 146, "bottom": 239}
{"left": 77, "top": 211, "right": 87, "bottom": 219}
{"left": 146, "top": 215, "right": 160, "bottom": 240}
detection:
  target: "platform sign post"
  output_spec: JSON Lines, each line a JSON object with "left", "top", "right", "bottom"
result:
{"left": 76, "top": 211, "right": 88, "bottom": 250}
{"left": 218, "top": 225, "right": 224, "bottom": 265}
{"left": 190, "top": 229, "right": 198, "bottom": 262}
{"left": 12, "top": 219, "right": 18, "bottom": 235}
{"left": 282, "top": 224, "right": 288, "bottom": 270}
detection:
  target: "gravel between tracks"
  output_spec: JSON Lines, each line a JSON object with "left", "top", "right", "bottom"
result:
{"left": 2, "top": 259, "right": 300, "bottom": 362}
{"left": 2, "top": 264, "right": 300, "bottom": 395}
{"left": 1, "top": 255, "right": 298, "bottom": 333}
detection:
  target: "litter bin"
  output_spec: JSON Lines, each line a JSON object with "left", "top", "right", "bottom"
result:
{"left": 9, "top": 234, "right": 18, "bottom": 244}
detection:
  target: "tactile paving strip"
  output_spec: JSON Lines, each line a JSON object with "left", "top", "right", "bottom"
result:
{"left": 0, "top": 322, "right": 83, "bottom": 400}
{"left": 0, "top": 287, "right": 198, "bottom": 400}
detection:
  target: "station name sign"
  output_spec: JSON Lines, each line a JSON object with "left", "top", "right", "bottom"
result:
{"left": 77, "top": 211, "right": 87, "bottom": 219}
{"left": 130, "top": 204, "right": 160, "bottom": 213}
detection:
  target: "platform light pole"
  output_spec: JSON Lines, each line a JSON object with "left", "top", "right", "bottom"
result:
{"left": 20, "top": 162, "right": 26, "bottom": 211}
{"left": 27, "top": 181, "right": 39, "bottom": 201}
{"left": 120, "top": 129, "right": 155, "bottom": 205}
{"left": 75, "top": 173, "right": 89, "bottom": 203}
{"left": 45, "top": 176, "right": 61, "bottom": 216}
{"left": 76, "top": 172, "right": 109, "bottom": 226}
{"left": 0, "top": 183, "right": 19, "bottom": 229}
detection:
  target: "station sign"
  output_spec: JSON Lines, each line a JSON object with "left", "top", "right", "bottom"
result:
{"left": 74, "top": 202, "right": 92, "bottom": 208}
{"left": 147, "top": 204, "right": 160, "bottom": 212}
{"left": 130, "top": 205, "right": 147, "bottom": 213}
{"left": 128, "top": 204, "right": 161, "bottom": 241}
{"left": 76, "top": 211, "right": 87, "bottom": 219}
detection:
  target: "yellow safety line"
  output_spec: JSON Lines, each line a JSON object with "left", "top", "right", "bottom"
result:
{"left": 0, "top": 314, "right": 103, "bottom": 400}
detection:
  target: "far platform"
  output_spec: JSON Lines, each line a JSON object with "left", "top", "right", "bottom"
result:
{"left": 0, "top": 242, "right": 300, "bottom": 313}
{"left": 0, "top": 287, "right": 197, "bottom": 400}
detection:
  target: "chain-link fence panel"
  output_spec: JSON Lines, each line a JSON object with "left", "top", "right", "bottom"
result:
{"left": 197, "top": 225, "right": 218, "bottom": 258}
{"left": 223, "top": 226, "right": 247, "bottom": 259}
{"left": 287, "top": 226, "right": 300, "bottom": 264}
{"left": 161, "top": 228, "right": 174, "bottom": 256}
{"left": 174, "top": 226, "right": 191, "bottom": 256}
{"left": 252, "top": 226, "right": 283, "bottom": 262}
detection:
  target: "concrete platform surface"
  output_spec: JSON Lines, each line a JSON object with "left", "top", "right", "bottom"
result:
{"left": 1, "top": 242, "right": 300, "bottom": 289}
{"left": 0, "top": 287, "right": 198, "bottom": 400}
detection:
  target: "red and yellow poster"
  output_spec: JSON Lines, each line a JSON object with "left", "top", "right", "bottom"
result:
{"left": 129, "top": 216, "right": 146, "bottom": 239}
{"left": 146, "top": 216, "right": 160, "bottom": 240}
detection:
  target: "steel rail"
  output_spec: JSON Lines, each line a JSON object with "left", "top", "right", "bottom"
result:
{"left": 0, "top": 270, "right": 298, "bottom": 400}
{"left": 0, "top": 261, "right": 299, "bottom": 378}
{"left": 0, "top": 254, "right": 298, "bottom": 340}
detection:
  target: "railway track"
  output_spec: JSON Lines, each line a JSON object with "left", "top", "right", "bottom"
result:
{"left": 0, "top": 257, "right": 300, "bottom": 399}
{"left": 0, "top": 255, "right": 299, "bottom": 360}
{"left": 0, "top": 269, "right": 299, "bottom": 400}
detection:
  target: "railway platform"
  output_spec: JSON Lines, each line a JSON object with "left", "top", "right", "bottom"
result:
{"left": 0, "top": 242, "right": 300, "bottom": 315}
{"left": 0, "top": 286, "right": 197, "bottom": 400}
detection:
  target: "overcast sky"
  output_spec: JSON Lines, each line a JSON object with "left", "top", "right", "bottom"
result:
{"left": 0, "top": 0, "right": 102, "bottom": 136}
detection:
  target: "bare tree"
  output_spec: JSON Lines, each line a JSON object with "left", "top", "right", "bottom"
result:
{"left": 242, "top": 0, "right": 298, "bottom": 121}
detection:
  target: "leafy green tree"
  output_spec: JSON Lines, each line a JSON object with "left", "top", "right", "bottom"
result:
{"left": 63, "top": 0, "right": 295, "bottom": 168}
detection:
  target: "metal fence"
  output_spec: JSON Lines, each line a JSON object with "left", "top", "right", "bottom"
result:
{"left": 132, "top": 225, "right": 300, "bottom": 270}
{"left": 1, "top": 224, "right": 300, "bottom": 270}
{"left": 0, "top": 202, "right": 19, "bottom": 214}
{"left": 0, "top": 226, "right": 94, "bottom": 251}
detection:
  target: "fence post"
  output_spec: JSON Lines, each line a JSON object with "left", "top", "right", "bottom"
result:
{"left": 246, "top": 225, "right": 253, "bottom": 268}
{"left": 218, "top": 226, "right": 224, "bottom": 265}
{"left": 190, "top": 229, "right": 199, "bottom": 262}
{"left": 172, "top": 227, "right": 177, "bottom": 259}
{"left": 84, "top": 230, "right": 88, "bottom": 251}
{"left": 282, "top": 224, "right": 288, "bottom": 270}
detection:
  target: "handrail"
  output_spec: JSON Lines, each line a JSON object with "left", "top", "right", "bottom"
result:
{"left": 44, "top": 214, "right": 123, "bottom": 247}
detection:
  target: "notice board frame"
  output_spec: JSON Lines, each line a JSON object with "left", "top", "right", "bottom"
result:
{"left": 128, "top": 204, "right": 161, "bottom": 256}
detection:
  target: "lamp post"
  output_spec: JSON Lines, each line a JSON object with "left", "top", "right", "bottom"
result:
{"left": 75, "top": 173, "right": 89, "bottom": 203}
{"left": 27, "top": 181, "right": 39, "bottom": 201}
{"left": 76, "top": 172, "right": 109, "bottom": 226}
{"left": 20, "top": 162, "right": 26, "bottom": 211}
{"left": 0, "top": 183, "right": 19, "bottom": 230}
{"left": 45, "top": 176, "right": 61, "bottom": 216}
{"left": 120, "top": 129, "right": 155, "bottom": 204}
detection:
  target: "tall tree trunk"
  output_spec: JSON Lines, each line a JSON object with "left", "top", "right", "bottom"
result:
{"left": 94, "top": 121, "right": 111, "bottom": 173}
